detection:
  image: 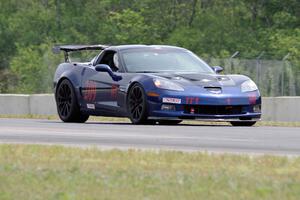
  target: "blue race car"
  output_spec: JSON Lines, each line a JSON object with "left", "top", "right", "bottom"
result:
{"left": 53, "top": 44, "right": 261, "bottom": 126}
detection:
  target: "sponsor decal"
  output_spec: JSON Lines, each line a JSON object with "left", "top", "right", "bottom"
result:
{"left": 162, "top": 97, "right": 181, "bottom": 104}
{"left": 185, "top": 97, "right": 199, "bottom": 104}
{"left": 84, "top": 80, "right": 96, "bottom": 102}
{"left": 87, "top": 103, "right": 95, "bottom": 109}
{"left": 111, "top": 84, "right": 118, "bottom": 99}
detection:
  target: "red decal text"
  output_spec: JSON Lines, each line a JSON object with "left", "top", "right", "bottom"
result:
{"left": 84, "top": 81, "right": 96, "bottom": 102}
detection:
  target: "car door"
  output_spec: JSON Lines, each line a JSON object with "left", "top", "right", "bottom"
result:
{"left": 81, "top": 50, "right": 122, "bottom": 113}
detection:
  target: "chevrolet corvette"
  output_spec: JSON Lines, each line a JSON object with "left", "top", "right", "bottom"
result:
{"left": 53, "top": 44, "right": 261, "bottom": 126}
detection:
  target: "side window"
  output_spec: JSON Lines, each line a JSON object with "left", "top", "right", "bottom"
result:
{"left": 98, "top": 50, "right": 119, "bottom": 72}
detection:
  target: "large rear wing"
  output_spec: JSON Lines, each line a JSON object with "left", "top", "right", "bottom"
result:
{"left": 52, "top": 44, "right": 109, "bottom": 62}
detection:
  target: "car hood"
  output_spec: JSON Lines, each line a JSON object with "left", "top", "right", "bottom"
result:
{"left": 153, "top": 73, "right": 248, "bottom": 88}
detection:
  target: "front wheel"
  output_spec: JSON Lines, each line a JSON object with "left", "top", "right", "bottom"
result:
{"left": 55, "top": 79, "right": 89, "bottom": 123}
{"left": 127, "top": 83, "right": 148, "bottom": 124}
{"left": 230, "top": 121, "right": 256, "bottom": 126}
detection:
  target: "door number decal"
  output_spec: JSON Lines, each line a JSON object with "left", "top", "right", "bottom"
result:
{"left": 84, "top": 80, "right": 96, "bottom": 102}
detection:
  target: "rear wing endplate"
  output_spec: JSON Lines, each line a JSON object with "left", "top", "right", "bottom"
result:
{"left": 52, "top": 44, "right": 109, "bottom": 62}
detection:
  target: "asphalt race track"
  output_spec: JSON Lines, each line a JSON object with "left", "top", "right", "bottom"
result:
{"left": 0, "top": 118, "right": 300, "bottom": 155}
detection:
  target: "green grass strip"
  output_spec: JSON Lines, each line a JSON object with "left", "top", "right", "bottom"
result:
{"left": 0, "top": 144, "right": 300, "bottom": 200}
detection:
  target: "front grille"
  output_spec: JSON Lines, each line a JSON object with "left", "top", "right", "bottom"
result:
{"left": 184, "top": 105, "right": 245, "bottom": 115}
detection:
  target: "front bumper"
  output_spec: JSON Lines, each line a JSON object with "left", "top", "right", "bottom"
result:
{"left": 149, "top": 106, "right": 261, "bottom": 121}
{"left": 146, "top": 92, "right": 261, "bottom": 121}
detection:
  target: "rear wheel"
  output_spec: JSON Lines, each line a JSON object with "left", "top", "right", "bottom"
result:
{"left": 127, "top": 83, "right": 149, "bottom": 124}
{"left": 56, "top": 79, "right": 89, "bottom": 123}
{"left": 230, "top": 121, "right": 256, "bottom": 126}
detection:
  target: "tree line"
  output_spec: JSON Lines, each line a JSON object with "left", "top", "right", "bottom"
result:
{"left": 0, "top": 0, "right": 299, "bottom": 93}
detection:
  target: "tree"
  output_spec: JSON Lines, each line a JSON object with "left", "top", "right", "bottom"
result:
{"left": 10, "top": 42, "right": 60, "bottom": 93}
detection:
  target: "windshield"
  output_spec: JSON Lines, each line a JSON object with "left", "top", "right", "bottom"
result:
{"left": 120, "top": 48, "right": 214, "bottom": 73}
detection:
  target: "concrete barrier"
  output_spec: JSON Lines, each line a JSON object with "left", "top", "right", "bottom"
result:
{"left": 0, "top": 94, "right": 299, "bottom": 122}
{"left": 0, "top": 94, "right": 57, "bottom": 116}
{"left": 262, "top": 97, "right": 300, "bottom": 122}
{"left": 0, "top": 94, "right": 30, "bottom": 115}
{"left": 29, "top": 94, "right": 57, "bottom": 115}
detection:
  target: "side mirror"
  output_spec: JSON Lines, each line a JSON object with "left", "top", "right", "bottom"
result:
{"left": 212, "top": 66, "right": 223, "bottom": 74}
{"left": 95, "top": 64, "right": 122, "bottom": 81}
{"left": 95, "top": 64, "right": 111, "bottom": 73}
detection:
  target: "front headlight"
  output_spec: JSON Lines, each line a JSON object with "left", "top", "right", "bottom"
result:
{"left": 153, "top": 78, "right": 184, "bottom": 91}
{"left": 241, "top": 80, "right": 258, "bottom": 93}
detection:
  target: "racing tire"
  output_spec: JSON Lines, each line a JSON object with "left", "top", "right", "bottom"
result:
{"left": 230, "top": 121, "right": 256, "bottom": 126}
{"left": 55, "top": 79, "right": 89, "bottom": 123}
{"left": 127, "top": 83, "right": 149, "bottom": 124}
{"left": 158, "top": 120, "right": 182, "bottom": 125}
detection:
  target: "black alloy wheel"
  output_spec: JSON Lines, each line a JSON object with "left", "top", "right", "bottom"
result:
{"left": 56, "top": 79, "right": 89, "bottom": 123}
{"left": 230, "top": 121, "right": 256, "bottom": 126}
{"left": 127, "top": 83, "right": 148, "bottom": 124}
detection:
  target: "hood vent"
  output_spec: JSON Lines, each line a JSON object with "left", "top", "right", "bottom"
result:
{"left": 204, "top": 86, "right": 222, "bottom": 94}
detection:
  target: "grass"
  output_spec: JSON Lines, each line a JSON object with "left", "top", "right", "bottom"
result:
{"left": 0, "top": 144, "right": 300, "bottom": 200}
{"left": 1, "top": 114, "right": 300, "bottom": 127}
